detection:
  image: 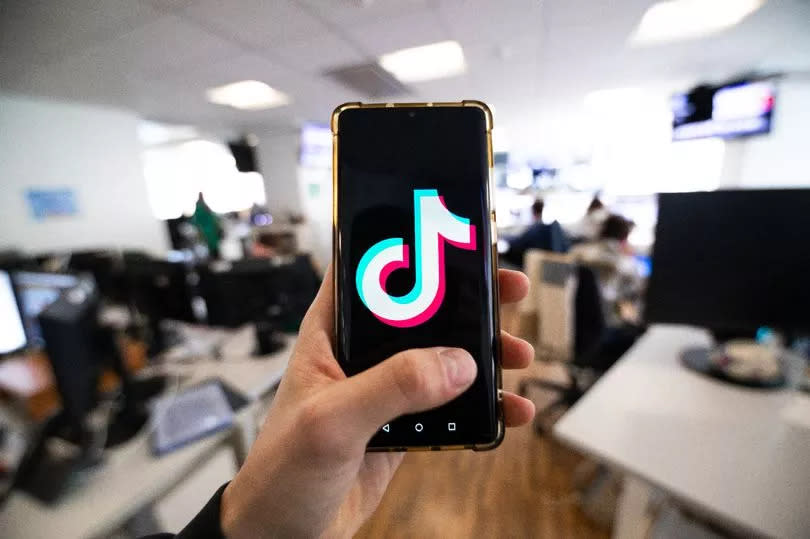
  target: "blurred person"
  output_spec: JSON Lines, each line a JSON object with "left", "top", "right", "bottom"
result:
{"left": 218, "top": 212, "right": 251, "bottom": 261}
{"left": 572, "top": 214, "right": 644, "bottom": 327}
{"left": 502, "top": 199, "right": 570, "bottom": 267}
{"left": 191, "top": 193, "right": 222, "bottom": 259}
{"left": 146, "top": 268, "right": 535, "bottom": 538}
{"left": 566, "top": 195, "right": 609, "bottom": 242}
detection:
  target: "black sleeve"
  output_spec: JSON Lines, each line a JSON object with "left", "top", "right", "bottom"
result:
{"left": 142, "top": 482, "right": 228, "bottom": 539}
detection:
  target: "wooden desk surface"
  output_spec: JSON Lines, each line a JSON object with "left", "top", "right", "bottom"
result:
{"left": 0, "top": 338, "right": 147, "bottom": 421}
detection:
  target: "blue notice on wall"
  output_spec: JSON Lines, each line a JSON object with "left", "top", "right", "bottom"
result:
{"left": 26, "top": 188, "right": 78, "bottom": 220}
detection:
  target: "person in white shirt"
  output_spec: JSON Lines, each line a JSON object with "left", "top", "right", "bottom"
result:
{"left": 572, "top": 214, "right": 643, "bottom": 327}
{"left": 566, "top": 196, "right": 609, "bottom": 242}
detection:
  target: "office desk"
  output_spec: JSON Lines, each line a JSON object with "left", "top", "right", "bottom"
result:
{"left": 554, "top": 325, "right": 810, "bottom": 539}
{"left": 0, "top": 336, "right": 295, "bottom": 539}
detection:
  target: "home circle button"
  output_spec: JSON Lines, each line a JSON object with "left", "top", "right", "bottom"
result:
{"left": 414, "top": 423, "right": 424, "bottom": 432}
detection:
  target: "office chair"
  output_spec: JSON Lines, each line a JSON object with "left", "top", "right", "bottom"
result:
{"left": 519, "top": 254, "right": 631, "bottom": 434}
{"left": 514, "top": 250, "right": 575, "bottom": 358}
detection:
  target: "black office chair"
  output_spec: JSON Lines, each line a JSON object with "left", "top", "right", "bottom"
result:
{"left": 518, "top": 265, "right": 639, "bottom": 434}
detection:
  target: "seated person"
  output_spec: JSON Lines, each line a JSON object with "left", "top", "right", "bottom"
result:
{"left": 571, "top": 214, "right": 643, "bottom": 328}
{"left": 502, "top": 199, "right": 570, "bottom": 267}
{"left": 565, "top": 195, "right": 609, "bottom": 243}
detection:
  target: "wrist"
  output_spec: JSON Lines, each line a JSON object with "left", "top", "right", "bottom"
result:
{"left": 220, "top": 479, "right": 247, "bottom": 538}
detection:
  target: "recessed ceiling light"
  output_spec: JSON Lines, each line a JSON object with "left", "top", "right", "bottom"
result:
{"left": 378, "top": 41, "right": 466, "bottom": 83}
{"left": 205, "top": 80, "right": 290, "bottom": 110}
{"left": 630, "top": 0, "right": 765, "bottom": 45}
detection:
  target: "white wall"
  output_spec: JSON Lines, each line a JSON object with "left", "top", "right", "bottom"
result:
{"left": 502, "top": 76, "right": 810, "bottom": 193}
{"left": 255, "top": 130, "right": 336, "bottom": 269}
{"left": 256, "top": 131, "right": 303, "bottom": 217}
{"left": 734, "top": 76, "right": 810, "bottom": 188}
{"left": 0, "top": 94, "right": 167, "bottom": 254}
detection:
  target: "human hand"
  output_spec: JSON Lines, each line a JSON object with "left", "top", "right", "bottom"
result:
{"left": 221, "top": 266, "right": 536, "bottom": 538}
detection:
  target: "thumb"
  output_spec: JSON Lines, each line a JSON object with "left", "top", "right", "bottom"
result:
{"left": 329, "top": 347, "right": 477, "bottom": 440}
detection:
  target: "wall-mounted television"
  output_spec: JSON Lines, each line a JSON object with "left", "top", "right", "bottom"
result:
{"left": 671, "top": 79, "right": 776, "bottom": 141}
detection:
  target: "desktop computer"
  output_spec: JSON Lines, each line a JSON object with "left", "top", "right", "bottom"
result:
{"left": 13, "top": 271, "right": 80, "bottom": 347}
{"left": 68, "top": 249, "right": 127, "bottom": 304}
{"left": 38, "top": 280, "right": 103, "bottom": 439}
{"left": 645, "top": 189, "right": 810, "bottom": 387}
{"left": 14, "top": 279, "right": 103, "bottom": 502}
{"left": 0, "top": 250, "right": 36, "bottom": 272}
{"left": 124, "top": 257, "right": 196, "bottom": 323}
{"left": 199, "top": 258, "right": 282, "bottom": 328}
{"left": 124, "top": 255, "right": 198, "bottom": 355}
{"left": 15, "top": 278, "right": 152, "bottom": 502}
{"left": 199, "top": 256, "right": 319, "bottom": 355}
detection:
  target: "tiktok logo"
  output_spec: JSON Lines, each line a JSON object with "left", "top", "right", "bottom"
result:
{"left": 356, "top": 189, "right": 476, "bottom": 327}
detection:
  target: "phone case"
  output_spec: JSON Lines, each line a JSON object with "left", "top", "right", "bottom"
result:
{"left": 331, "top": 101, "right": 504, "bottom": 451}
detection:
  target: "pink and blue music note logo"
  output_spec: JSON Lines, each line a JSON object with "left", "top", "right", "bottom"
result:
{"left": 356, "top": 189, "right": 476, "bottom": 327}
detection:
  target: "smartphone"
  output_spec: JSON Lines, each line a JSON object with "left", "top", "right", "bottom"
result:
{"left": 332, "top": 101, "right": 502, "bottom": 451}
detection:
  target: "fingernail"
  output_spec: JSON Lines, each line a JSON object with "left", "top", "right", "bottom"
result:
{"left": 438, "top": 348, "right": 477, "bottom": 387}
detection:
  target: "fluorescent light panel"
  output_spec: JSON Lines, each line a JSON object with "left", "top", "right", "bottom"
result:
{"left": 206, "top": 80, "right": 290, "bottom": 110}
{"left": 378, "top": 40, "right": 466, "bottom": 83}
{"left": 631, "top": 0, "right": 766, "bottom": 45}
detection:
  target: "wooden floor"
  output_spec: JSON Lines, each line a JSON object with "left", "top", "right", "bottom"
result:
{"left": 356, "top": 359, "right": 612, "bottom": 538}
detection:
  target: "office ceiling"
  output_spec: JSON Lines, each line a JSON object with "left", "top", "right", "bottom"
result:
{"left": 1, "top": 0, "right": 809, "bottom": 135}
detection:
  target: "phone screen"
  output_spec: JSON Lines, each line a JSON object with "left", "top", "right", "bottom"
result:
{"left": 335, "top": 105, "right": 500, "bottom": 448}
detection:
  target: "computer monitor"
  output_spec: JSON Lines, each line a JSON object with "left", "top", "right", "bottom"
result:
{"left": 645, "top": 189, "right": 810, "bottom": 334}
{"left": 0, "top": 250, "right": 36, "bottom": 272}
{"left": 38, "top": 282, "right": 101, "bottom": 434}
{"left": 124, "top": 257, "right": 196, "bottom": 323}
{"left": 200, "top": 256, "right": 320, "bottom": 330}
{"left": 200, "top": 259, "right": 281, "bottom": 328}
{"left": 13, "top": 272, "right": 80, "bottom": 347}
{"left": 68, "top": 250, "right": 125, "bottom": 303}
{"left": 0, "top": 270, "right": 27, "bottom": 354}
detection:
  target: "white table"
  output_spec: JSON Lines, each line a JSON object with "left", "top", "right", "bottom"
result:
{"left": 554, "top": 325, "right": 810, "bottom": 539}
{"left": 0, "top": 335, "right": 294, "bottom": 539}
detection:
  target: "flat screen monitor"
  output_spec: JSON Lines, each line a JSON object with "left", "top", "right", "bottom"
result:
{"left": 0, "top": 270, "right": 27, "bottom": 354}
{"left": 228, "top": 139, "right": 259, "bottom": 172}
{"left": 124, "top": 257, "right": 196, "bottom": 323}
{"left": 13, "top": 272, "right": 79, "bottom": 346}
{"left": 671, "top": 79, "right": 775, "bottom": 141}
{"left": 645, "top": 189, "right": 810, "bottom": 333}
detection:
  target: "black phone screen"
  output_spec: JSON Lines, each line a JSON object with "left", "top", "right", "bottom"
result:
{"left": 335, "top": 105, "right": 500, "bottom": 448}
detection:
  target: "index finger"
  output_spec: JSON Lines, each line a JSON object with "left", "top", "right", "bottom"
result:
{"left": 498, "top": 268, "right": 530, "bottom": 304}
{"left": 299, "top": 263, "right": 334, "bottom": 335}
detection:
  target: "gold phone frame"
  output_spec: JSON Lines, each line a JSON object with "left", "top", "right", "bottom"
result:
{"left": 330, "top": 101, "right": 504, "bottom": 452}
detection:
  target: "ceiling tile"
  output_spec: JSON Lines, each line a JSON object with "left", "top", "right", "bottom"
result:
{"left": 179, "top": 0, "right": 331, "bottom": 49}
{"left": 542, "top": 0, "right": 652, "bottom": 29}
{"left": 409, "top": 72, "right": 477, "bottom": 101}
{"left": 297, "top": 0, "right": 430, "bottom": 27}
{"left": 435, "top": 0, "right": 543, "bottom": 43}
{"left": 80, "top": 15, "right": 246, "bottom": 79}
{"left": 2, "top": 0, "right": 805, "bottom": 135}
{"left": 344, "top": 9, "right": 449, "bottom": 56}
{"left": 272, "top": 32, "right": 366, "bottom": 73}
{"left": 153, "top": 52, "right": 302, "bottom": 91}
{"left": 0, "top": 0, "right": 163, "bottom": 74}
{"left": 140, "top": 0, "right": 199, "bottom": 13}
{"left": 2, "top": 49, "right": 136, "bottom": 110}
{"left": 463, "top": 33, "right": 541, "bottom": 70}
